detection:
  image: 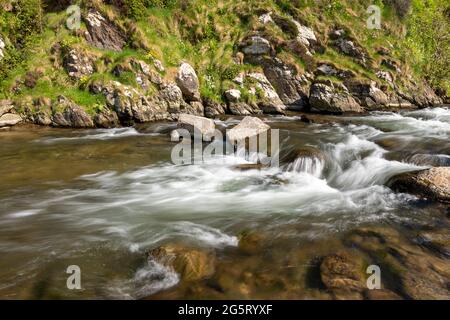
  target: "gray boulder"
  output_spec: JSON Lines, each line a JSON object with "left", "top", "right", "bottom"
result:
{"left": 178, "top": 113, "right": 216, "bottom": 141}
{"left": 226, "top": 116, "right": 270, "bottom": 142}
{"left": 224, "top": 89, "right": 241, "bottom": 103}
{"left": 84, "top": 10, "right": 126, "bottom": 51}
{"left": 309, "top": 82, "right": 364, "bottom": 113}
{"left": 0, "top": 113, "right": 22, "bottom": 127}
{"left": 52, "top": 97, "right": 94, "bottom": 128}
{"left": 176, "top": 62, "right": 201, "bottom": 102}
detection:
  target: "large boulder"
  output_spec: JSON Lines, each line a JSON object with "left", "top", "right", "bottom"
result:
{"left": 261, "top": 58, "right": 308, "bottom": 109}
{"left": 345, "top": 80, "right": 389, "bottom": 110}
{"left": 309, "top": 82, "right": 364, "bottom": 113}
{"left": 247, "top": 73, "right": 286, "bottom": 114}
{"left": 93, "top": 109, "right": 120, "bottom": 128}
{"left": 226, "top": 116, "right": 270, "bottom": 142}
{"left": 147, "top": 244, "right": 215, "bottom": 282}
{"left": 84, "top": 10, "right": 126, "bottom": 51}
{"left": 0, "top": 113, "right": 22, "bottom": 127}
{"left": 241, "top": 36, "right": 272, "bottom": 56}
{"left": 293, "top": 20, "right": 317, "bottom": 48}
{"left": 51, "top": 97, "right": 94, "bottom": 128}
{"left": 389, "top": 167, "right": 450, "bottom": 203}
{"left": 176, "top": 62, "right": 201, "bottom": 102}
{"left": 178, "top": 113, "right": 216, "bottom": 141}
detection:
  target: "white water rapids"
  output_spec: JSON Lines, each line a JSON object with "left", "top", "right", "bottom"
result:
{"left": 0, "top": 107, "right": 449, "bottom": 298}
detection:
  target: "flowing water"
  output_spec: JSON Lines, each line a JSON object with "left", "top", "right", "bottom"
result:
{"left": 0, "top": 107, "right": 449, "bottom": 299}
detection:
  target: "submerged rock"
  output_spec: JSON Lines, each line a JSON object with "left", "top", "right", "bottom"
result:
{"left": 389, "top": 167, "right": 450, "bottom": 203}
{"left": 320, "top": 252, "right": 365, "bottom": 293}
{"left": 147, "top": 244, "right": 215, "bottom": 282}
{"left": 226, "top": 116, "right": 270, "bottom": 141}
{"left": 344, "top": 226, "right": 450, "bottom": 299}
{"left": 417, "top": 229, "right": 450, "bottom": 258}
{"left": 405, "top": 154, "right": 450, "bottom": 167}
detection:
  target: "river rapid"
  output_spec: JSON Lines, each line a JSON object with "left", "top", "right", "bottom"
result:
{"left": 0, "top": 107, "right": 449, "bottom": 299}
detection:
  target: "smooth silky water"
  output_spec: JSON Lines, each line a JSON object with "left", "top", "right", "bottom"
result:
{"left": 0, "top": 108, "right": 449, "bottom": 299}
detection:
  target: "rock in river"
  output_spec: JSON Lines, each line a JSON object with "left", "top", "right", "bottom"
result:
{"left": 147, "top": 244, "right": 215, "bottom": 282}
{"left": 226, "top": 116, "right": 270, "bottom": 142}
{"left": 178, "top": 113, "right": 216, "bottom": 141}
{"left": 389, "top": 167, "right": 450, "bottom": 203}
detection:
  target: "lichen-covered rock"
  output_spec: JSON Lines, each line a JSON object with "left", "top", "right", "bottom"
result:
{"left": 389, "top": 167, "right": 450, "bottom": 203}
{"left": 176, "top": 62, "right": 200, "bottom": 102}
{"left": 226, "top": 116, "right": 270, "bottom": 141}
{"left": 315, "top": 63, "right": 355, "bottom": 79}
{"left": 147, "top": 244, "right": 216, "bottom": 282}
{"left": 309, "top": 82, "right": 364, "bottom": 113}
{"left": 228, "top": 102, "right": 262, "bottom": 116}
{"left": 345, "top": 80, "right": 389, "bottom": 109}
{"left": 224, "top": 89, "right": 241, "bottom": 103}
{"left": 260, "top": 58, "right": 308, "bottom": 109}
{"left": 203, "top": 98, "right": 226, "bottom": 118}
{"left": 63, "top": 48, "right": 95, "bottom": 79}
{"left": 84, "top": 10, "right": 126, "bottom": 52}
{"left": 51, "top": 97, "right": 94, "bottom": 128}
{"left": 0, "top": 113, "right": 22, "bottom": 127}
{"left": 292, "top": 20, "right": 317, "bottom": 47}
{"left": 247, "top": 72, "right": 286, "bottom": 114}
{"left": 93, "top": 109, "right": 120, "bottom": 128}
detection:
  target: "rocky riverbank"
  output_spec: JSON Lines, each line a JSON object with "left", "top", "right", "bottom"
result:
{"left": 0, "top": 1, "right": 448, "bottom": 130}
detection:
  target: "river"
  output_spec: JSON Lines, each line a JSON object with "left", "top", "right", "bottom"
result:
{"left": 0, "top": 107, "right": 449, "bottom": 299}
